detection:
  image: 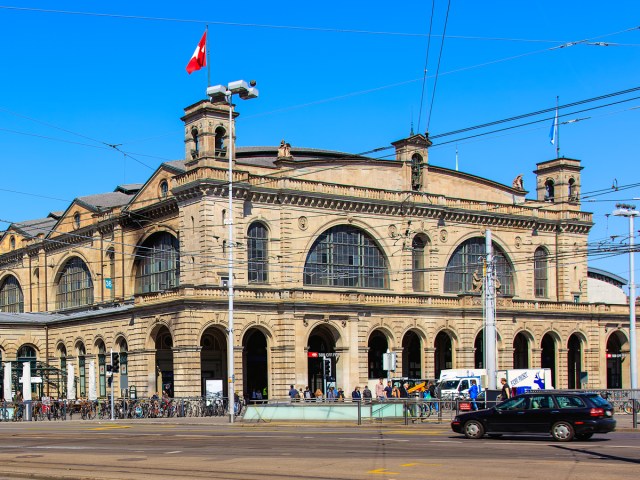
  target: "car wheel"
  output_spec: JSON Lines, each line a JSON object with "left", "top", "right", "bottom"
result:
{"left": 463, "top": 420, "right": 485, "bottom": 439}
{"left": 551, "top": 421, "right": 574, "bottom": 442}
{"left": 575, "top": 432, "right": 594, "bottom": 441}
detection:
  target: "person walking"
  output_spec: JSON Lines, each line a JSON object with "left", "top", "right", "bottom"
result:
{"left": 362, "top": 385, "right": 372, "bottom": 403}
{"left": 384, "top": 381, "right": 393, "bottom": 399}
{"left": 500, "top": 378, "right": 511, "bottom": 401}
{"left": 375, "top": 378, "right": 386, "bottom": 402}
{"left": 428, "top": 381, "right": 438, "bottom": 413}
{"left": 289, "top": 384, "right": 298, "bottom": 402}
{"left": 469, "top": 379, "right": 480, "bottom": 411}
{"left": 327, "top": 386, "right": 337, "bottom": 402}
{"left": 314, "top": 388, "right": 323, "bottom": 402}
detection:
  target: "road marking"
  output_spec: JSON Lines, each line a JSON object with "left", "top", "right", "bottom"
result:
{"left": 429, "top": 440, "right": 462, "bottom": 443}
{"left": 368, "top": 468, "right": 399, "bottom": 475}
{"left": 89, "top": 425, "right": 132, "bottom": 431}
{"left": 166, "top": 451, "right": 182, "bottom": 454}
{"left": 338, "top": 437, "right": 409, "bottom": 442}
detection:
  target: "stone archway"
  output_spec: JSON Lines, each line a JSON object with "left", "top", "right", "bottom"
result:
{"left": 513, "top": 332, "right": 530, "bottom": 369}
{"left": 474, "top": 330, "right": 484, "bottom": 369}
{"left": 200, "top": 326, "right": 227, "bottom": 397}
{"left": 154, "top": 326, "right": 174, "bottom": 396}
{"left": 402, "top": 330, "right": 422, "bottom": 379}
{"left": 368, "top": 330, "right": 389, "bottom": 380}
{"left": 567, "top": 333, "right": 583, "bottom": 389}
{"left": 541, "top": 333, "right": 557, "bottom": 387}
{"left": 243, "top": 328, "right": 268, "bottom": 400}
{"left": 434, "top": 331, "right": 453, "bottom": 379}
{"left": 606, "top": 331, "right": 628, "bottom": 389}
{"left": 307, "top": 325, "right": 338, "bottom": 394}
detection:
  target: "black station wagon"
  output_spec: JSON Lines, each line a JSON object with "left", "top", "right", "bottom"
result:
{"left": 451, "top": 391, "right": 616, "bottom": 441}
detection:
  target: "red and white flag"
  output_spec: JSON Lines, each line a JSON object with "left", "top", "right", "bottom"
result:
{"left": 186, "top": 30, "right": 207, "bottom": 74}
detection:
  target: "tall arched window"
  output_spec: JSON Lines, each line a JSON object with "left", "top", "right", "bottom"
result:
{"left": 444, "top": 237, "right": 514, "bottom": 295}
{"left": 248, "top": 222, "right": 268, "bottom": 283}
{"left": 56, "top": 258, "right": 94, "bottom": 309}
{"left": 544, "top": 179, "right": 555, "bottom": 202}
{"left": 135, "top": 232, "right": 180, "bottom": 293}
{"left": 534, "top": 247, "right": 548, "bottom": 298}
{"left": 0, "top": 275, "right": 24, "bottom": 313}
{"left": 97, "top": 340, "right": 106, "bottom": 397}
{"left": 412, "top": 236, "right": 427, "bottom": 292}
{"left": 77, "top": 343, "right": 86, "bottom": 398}
{"left": 411, "top": 153, "right": 423, "bottom": 191}
{"left": 304, "top": 225, "right": 388, "bottom": 288}
{"left": 568, "top": 178, "right": 577, "bottom": 201}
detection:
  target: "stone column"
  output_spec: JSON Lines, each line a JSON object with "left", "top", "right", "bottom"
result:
{"left": 127, "top": 350, "right": 156, "bottom": 398}
{"left": 172, "top": 346, "right": 202, "bottom": 397}
{"left": 424, "top": 347, "right": 435, "bottom": 379}
{"left": 531, "top": 348, "right": 542, "bottom": 368}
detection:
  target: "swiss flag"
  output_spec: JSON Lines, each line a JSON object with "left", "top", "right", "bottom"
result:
{"left": 186, "top": 31, "right": 207, "bottom": 74}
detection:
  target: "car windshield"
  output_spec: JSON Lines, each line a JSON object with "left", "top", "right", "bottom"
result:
{"left": 440, "top": 380, "right": 460, "bottom": 390}
{"left": 587, "top": 394, "right": 611, "bottom": 408}
{"left": 496, "top": 397, "right": 527, "bottom": 411}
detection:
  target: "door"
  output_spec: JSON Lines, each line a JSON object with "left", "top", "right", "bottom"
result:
{"left": 523, "top": 394, "right": 556, "bottom": 432}
{"left": 489, "top": 396, "right": 528, "bottom": 433}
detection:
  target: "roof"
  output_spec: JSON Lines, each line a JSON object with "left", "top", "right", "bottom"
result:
{"left": 0, "top": 303, "right": 134, "bottom": 325}
{"left": 588, "top": 267, "right": 627, "bottom": 286}
{"left": 76, "top": 191, "right": 134, "bottom": 211}
{"left": 235, "top": 146, "right": 384, "bottom": 169}
{"left": 11, "top": 216, "right": 57, "bottom": 238}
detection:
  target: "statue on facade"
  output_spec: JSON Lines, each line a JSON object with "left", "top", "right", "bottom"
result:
{"left": 278, "top": 139, "right": 292, "bottom": 158}
{"left": 512, "top": 174, "right": 524, "bottom": 190}
{"left": 472, "top": 270, "right": 483, "bottom": 292}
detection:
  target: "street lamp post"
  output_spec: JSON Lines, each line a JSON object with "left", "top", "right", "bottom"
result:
{"left": 207, "top": 80, "right": 258, "bottom": 423}
{"left": 613, "top": 203, "right": 638, "bottom": 392}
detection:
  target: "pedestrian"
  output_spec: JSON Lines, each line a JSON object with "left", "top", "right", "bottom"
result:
{"left": 337, "top": 388, "right": 345, "bottom": 402}
{"left": 500, "top": 378, "right": 511, "bottom": 401}
{"left": 384, "top": 381, "right": 393, "bottom": 399}
{"left": 289, "top": 384, "right": 298, "bottom": 402}
{"left": 391, "top": 385, "right": 400, "bottom": 398}
{"left": 352, "top": 386, "right": 361, "bottom": 402}
{"left": 428, "top": 381, "right": 438, "bottom": 412}
{"left": 362, "top": 385, "right": 372, "bottom": 403}
{"left": 303, "top": 386, "right": 312, "bottom": 402}
{"left": 327, "top": 386, "right": 337, "bottom": 401}
{"left": 469, "top": 379, "right": 479, "bottom": 411}
{"left": 399, "top": 382, "right": 409, "bottom": 398}
{"left": 314, "top": 388, "right": 323, "bottom": 402}
{"left": 375, "top": 378, "right": 386, "bottom": 402}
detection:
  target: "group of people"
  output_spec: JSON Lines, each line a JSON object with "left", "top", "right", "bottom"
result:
{"left": 288, "top": 385, "right": 347, "bottom": 402}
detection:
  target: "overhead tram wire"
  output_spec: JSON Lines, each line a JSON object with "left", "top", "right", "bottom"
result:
{"left": 416, "top": 0, "right": 436, "bottom": 134}
{"left": 426, "top": 0, "right": 451, "bottom": 133}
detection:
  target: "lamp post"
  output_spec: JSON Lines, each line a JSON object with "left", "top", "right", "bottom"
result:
{"left": 207, "top": 80, "right": 258, "bottom": 423}
{"left": 613, "top": 203, "right": 638, "bottom": 392}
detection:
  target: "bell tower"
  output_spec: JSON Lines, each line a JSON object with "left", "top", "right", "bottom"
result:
{"left": 391, "top": 133, "right": 432, "bottom": 192}
{"left": 180, "top": 100, "right": 238, "bottom": 171}
{"left": 533, "top": 157, "right": 583, "bottom": 210}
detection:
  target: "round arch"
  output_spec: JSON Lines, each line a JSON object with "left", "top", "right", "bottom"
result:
{"left": 567, "top": 332, "right": 587, "bottom": 389}
{"left": 200, "top": 325, "right": 227, "bottom": 397}
{"left": 402, "top": 329, "right": 423, "bottom": 379}
{"left": 434, "top": 328, "right": 457, "bottom": 379}
{"left": 513, "top": 330, "right": 534, "bottom": 369}
{"left": 306, "top": 323, "right": 342, "bottom": 395}
{"left": 540, "top": 330, "right": 561, "bottom": 387}
{"left": 368, "top": 329, "right": 390, "bottom": 380}
{"left": 606, "top": 330, "right": 629, "bottom": 388}
{"left": 242, "top": 327, "right": 269, "bottom": 400}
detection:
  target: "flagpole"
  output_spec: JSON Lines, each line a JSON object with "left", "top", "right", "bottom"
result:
{"left": 556, "top": 96, "right": 560, "bottom": 159}
{"left": 206, "top": 25, "right": 210, "bottom": 88}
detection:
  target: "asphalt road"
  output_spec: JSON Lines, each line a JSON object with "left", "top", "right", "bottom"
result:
{"left": 0, "top": 420, "right": 638, "bottom": 480}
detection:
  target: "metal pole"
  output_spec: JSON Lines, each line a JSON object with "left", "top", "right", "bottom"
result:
{"left": 485, "top": 229, "right": 497, "bottom": 389}
{"left": 227, "top": 96, "right": 235, "bottom": 424}
{"left": 110, "top": 349, "right": 114, "bottom": 421}
{"left": 629, "top": 214, "right": 637, "bottom": 391}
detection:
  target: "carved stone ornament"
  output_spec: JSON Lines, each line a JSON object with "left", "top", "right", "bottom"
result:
{"left": 514, "top": 236, "right": 522, "bottom": 249}
{"left": 440, "top": 229, "right": 448, "bottom": 243}
{"left": 303, "top": 318, "right": 309, "bottom": 327}
{"left": 388, "top": 224, "right": 398, "bottom": 237}
{"left": 298, "top": 216, "right": 308, "bottom": 230}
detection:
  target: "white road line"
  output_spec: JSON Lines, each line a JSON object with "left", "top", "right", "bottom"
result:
{"left": 166, "top": 451, "right": 182, "bottom": 454}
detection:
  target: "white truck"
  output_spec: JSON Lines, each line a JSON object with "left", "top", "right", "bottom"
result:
{"left": 437, "top": 368, "right": 553, "bottom": 399}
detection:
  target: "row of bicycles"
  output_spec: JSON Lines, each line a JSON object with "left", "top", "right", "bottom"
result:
{"left": 1, "top": 396, "right": 244, "bottom": 421}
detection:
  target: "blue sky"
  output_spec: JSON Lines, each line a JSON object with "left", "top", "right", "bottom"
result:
{"left": 1, "top": 1, "right": 639, "bottom": 286}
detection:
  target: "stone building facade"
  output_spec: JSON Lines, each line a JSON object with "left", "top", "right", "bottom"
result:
{"left": 0, "top": 100, "right": 635, "bottom": 400}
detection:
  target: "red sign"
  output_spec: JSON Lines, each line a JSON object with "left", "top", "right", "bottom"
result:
{"left": 308, "top": 352, "right": 319, "bottom": 358}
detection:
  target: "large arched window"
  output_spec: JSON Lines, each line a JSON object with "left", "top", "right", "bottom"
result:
{"left": 247, "top": 222, "right": 268, "bottom": 283}
{"left": 56, "top": 257, "right": 94, "bottom": 309}
{"left": 444, "top": 237, "right": 514, "bottom": 295}
{"left": 0, "top": 275, "right": 24, "bottom": 313}
{"left": 304, "top": 225, "right": 389, "bottom": 288}
{"left": 534, "top": 247, "right": 548, "bottom": 298}
{"left": 135, "top": 232, "right": 180, "bottom": 294}
{"left": 411, "top": 153, "right": 424, "bottom": 191}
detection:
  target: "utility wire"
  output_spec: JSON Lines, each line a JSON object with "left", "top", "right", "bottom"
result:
{"left": 427, "top": 0, "right": 451, "bottom": 133}
{"left": 416, "top": 0, "right": 436, "bottom": 134}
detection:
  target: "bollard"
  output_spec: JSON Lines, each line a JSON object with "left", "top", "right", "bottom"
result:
{"left": 24, "top": 400, "right": 32, "bottom": 421}
{"left": 357, "top": 399, "right": 361, "bottom": 426}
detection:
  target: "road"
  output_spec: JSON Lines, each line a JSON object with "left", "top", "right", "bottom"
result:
{"left": 0, "top": 419, "right": 638, "bottom": 479}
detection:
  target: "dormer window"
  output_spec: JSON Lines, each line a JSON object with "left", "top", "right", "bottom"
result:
{"left": 73, "top": 213, "right": 81, "bottom": 229}
{"left": 160, "top": 180, "right": 169, "bottom": 199}
{"left": 10, "top": 236, "right": 15, "bottom": 250}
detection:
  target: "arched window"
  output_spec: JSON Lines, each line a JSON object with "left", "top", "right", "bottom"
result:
{"left": 544, "top": 179, "right": 555, "bottom": 202}
{"left": 17, "top": 344, "right": 37, "bottom": 379}
{"left": 248, "top": 222, "right": 268, "bottom": 283}
{"left": 411, "top": 153, "right": 423, "bottom": 191}
{"left": 135, "top": 232, "right": 180, "bottom": 294}
{"left": 77, "top": 343, "right": 86, "bottom": 398}
{"left": 0, "top": 275, "right": 24, "bottom": 313}
{"left": 97, "top": 340, "right": 106, "bottom": 397}
{"left": 191, "top": 126, "right": 199, "bottom": 158}
{"left": 74, "top": 213, "right": 81, "bottom": 229}
{"left": 304, "top": 225, "right": 388, "bottom": 288}
{"left": 412, "top": 236, "right": 427, "bottom": 292}
{"left": 106, "top": 248, "right": 115, "bottom": 301}
{"left": 10, "top": 236, "right": 15, "bottom": 250}
{"left": 215, "top": 126, "right": 226, "bottom": 153}
{"left": 534, "top": 247, "right": 548, "bottom": 298}
{"left": 159, "top": 180, "right": 169, "bottom": 199}
{"left": 56, "top": 257, "right": 94, "bottom": 309}
{"left": 568, "top": 178, "right": 577, "bottom": 201}
{"left": 444, "top": 237, "right": 514, "bottom": 295}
